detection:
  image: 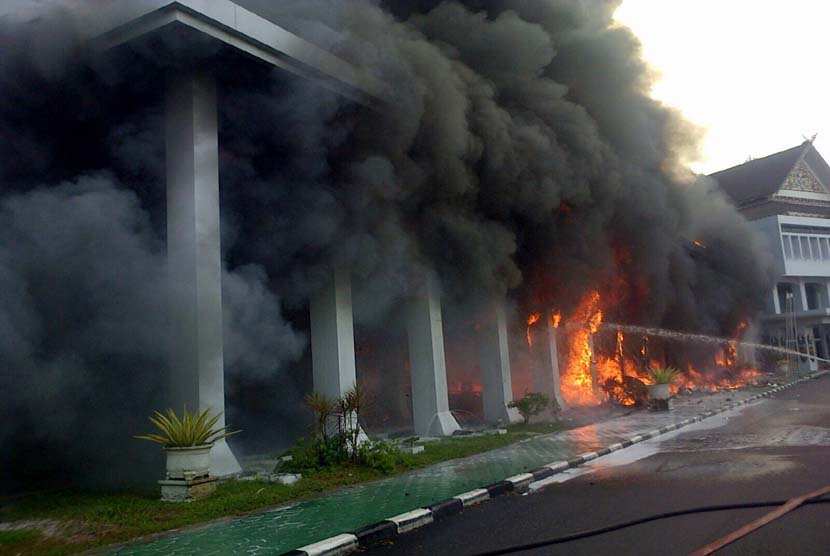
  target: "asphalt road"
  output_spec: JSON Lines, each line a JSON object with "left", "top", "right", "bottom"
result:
{"left": 363, "top": 375, "right": 830, "bottom": 556}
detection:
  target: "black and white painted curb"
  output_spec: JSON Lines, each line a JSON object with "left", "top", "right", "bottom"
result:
{"left": 283, "top": 371, "right": 828, "bottom": 556}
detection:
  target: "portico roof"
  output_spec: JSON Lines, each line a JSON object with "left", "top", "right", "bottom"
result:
{"left": 86, "top": 0, "right": 388, "bottom": 106}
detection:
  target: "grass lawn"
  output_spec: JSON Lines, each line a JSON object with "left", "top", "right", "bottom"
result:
{"left": 0, "top": 421, "right": 569, "bottom": 556}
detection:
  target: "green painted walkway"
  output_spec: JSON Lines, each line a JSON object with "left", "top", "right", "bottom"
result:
{"left": 112, "top": 388, "right": 766, "bottom": 555}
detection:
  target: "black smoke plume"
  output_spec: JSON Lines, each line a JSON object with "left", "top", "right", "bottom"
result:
{"left": 1, "top": 1, "right": 772, "bottom": 490}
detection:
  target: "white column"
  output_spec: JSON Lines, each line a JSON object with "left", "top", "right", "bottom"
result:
{"left": 799, "top": 280, "right": 808, "bottom": 311}
{"left": 533, "top": 345, "right": 554, "bottom": 398}
{"left": 166, "top": 70, "right": 240, "bottom": 477}
{"left": 772, "top": 285, "right": 781, "bottom": 314}
{"left": 310, "top": 263, "right": 357, "bottom": 400}
{"left": 546, "top": 316, "right": 567, "bottom": 409}
{"left": 310, "top": 263, "right": 367, "bottom": 442}
{"left": 406, "top": 276, "right": 461, "bottom": 437}
{"left": 588, "top": 333, "right": 599, "bottom": 397}
{"left": 479, "top": 300, "right": 521, "bottom": 424}
{"left": 532, "top": 312, "right": 567, "bottom": 409}
{"left": 805, "top": 326, "right": 818, "bottom": 371}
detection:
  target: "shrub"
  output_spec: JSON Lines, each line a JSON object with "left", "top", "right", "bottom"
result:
{"left": 135, "top": 407, "right": 240, "bottom": 447}
{"left": 338, "top": 383, "right": 366, "bottom": 462}
{"left": 304, "top": 392, "right": 335, "bottom": 441}
{"left": 291, "top": 383, "right": 406, "bottom": 474}
{"left": 648, "top": 366, "right": 682, "bottom": 385}
{"left": 285, "top": 436, "right": 345, "bottom": 472}
{"left": 357, "top": 440, "right": 406, "bottom": 474}
{"left": 508, "top": 392, "right": 550, "bottom": 424}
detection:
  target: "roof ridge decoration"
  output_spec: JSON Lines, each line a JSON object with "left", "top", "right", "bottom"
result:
{"left": 777, "top": 143, "right": 829, "bottom": 195}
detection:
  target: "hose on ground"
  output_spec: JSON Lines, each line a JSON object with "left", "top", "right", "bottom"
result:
{"left": 467, "top": 496, "right": 830, "bottom": 556}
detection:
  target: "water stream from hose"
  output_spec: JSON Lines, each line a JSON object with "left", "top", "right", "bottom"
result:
{"left": 598, "top": 322, "right": 830, "bottom": 364}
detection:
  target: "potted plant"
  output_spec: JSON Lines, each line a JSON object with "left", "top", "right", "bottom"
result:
{"left": 647, "top": 366, "right": 681, "bottom": 400}
{"left": 136, "top": 407, "right": 240, "bottom": 480}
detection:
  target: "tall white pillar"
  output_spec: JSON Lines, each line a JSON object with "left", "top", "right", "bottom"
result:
{"left": 773, "top": 285, "right": 781, "bottom": 314}
{"left": 310, "top": 263, "right": 357, "bottom": 400}
{"left": 166, "top": 70, "right": 240, "bottom": 477}
{"left": 310, "top": 263, "right": 367, "bottom": 441}
{"left": 406, "top": 276, "right": 461, "bottom": 437}
{"left": 532, "top": 346, "right": 554, "bottom": 398}
{"left": 546, "top": 316, "right": 567, "bottom": 409}
{"left": 479, "top": 300, "right": 521, "bottom": 424}
{"left": 532, "top": 312, "right": 567, "bottom": 409}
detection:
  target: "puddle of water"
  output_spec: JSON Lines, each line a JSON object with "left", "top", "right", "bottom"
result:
{"left": 528, "top": 405, "right": 750, "bottom": 492}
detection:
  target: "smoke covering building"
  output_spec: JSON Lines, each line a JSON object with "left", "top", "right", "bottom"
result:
{"left": 712, "top": 140, "right": 830, "bottom": 370}
{"left": 1, "top": 0, "right": 775, "bottom": 491}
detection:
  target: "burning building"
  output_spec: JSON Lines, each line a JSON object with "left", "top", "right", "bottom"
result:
{"left": 712, "top": 139, "right": 830, "bottom": 372}
{"left": 1, "top": 0, "right": 774, "bottom": 491}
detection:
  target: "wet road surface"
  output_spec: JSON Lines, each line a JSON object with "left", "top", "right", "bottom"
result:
{"left": 363, "top": 374, "right": 830, "bottom": 556}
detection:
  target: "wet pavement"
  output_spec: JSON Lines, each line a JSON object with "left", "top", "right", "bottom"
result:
{"left": 110, "top": 386, "right": 785, "bottom": 556}
{"left": 362, "top": 374, "right": 830, "bottom": 556}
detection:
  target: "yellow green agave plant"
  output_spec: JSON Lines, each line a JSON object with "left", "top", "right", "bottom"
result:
{"left": 647, "top": 366, "right": 682, "bottom": 385}
{"left": 135, "top": 407, "right": 241, "bottom": 447}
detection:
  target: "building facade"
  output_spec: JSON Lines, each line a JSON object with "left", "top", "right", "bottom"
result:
{"left": 712, "top": 140, "right": 830, "bottom": 370}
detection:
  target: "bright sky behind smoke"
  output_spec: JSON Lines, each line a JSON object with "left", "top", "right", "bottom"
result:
{"left": 615, "top": 0, "right": 830, "bottom": 175}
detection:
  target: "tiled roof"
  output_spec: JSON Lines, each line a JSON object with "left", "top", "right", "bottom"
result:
{"left": 709, "top": 143, "right": 806, "bottom": 205}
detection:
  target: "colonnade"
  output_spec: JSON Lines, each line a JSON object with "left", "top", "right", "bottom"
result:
{"left": 163, "top": 70, "right": 563, "bottom": 476}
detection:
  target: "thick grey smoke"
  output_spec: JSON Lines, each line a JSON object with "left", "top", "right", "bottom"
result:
{"left": 0, "top": 174, "right": 303, "bottom": 490}
{"left": 0, "top": 4, "right": 304, "bottom": 490}
{"left": 1, "top": 0, "right": 773, "bottom": 488}
{"left": 233, "top": 0, "right": 772, "bottom": 327}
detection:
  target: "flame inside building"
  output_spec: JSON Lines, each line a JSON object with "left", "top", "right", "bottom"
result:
{"left": 525, "top": 289, "right": 764, "bottom": 407}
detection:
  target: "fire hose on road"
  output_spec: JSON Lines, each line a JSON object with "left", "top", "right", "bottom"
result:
{"left": 467, "top": 487, "right": 830, "bottom": 556}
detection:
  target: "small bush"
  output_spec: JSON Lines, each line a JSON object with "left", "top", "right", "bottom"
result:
{"left": 285, "top": 436, "right": 346, "bottom": 472}
{"left": 338, "top": 383, "right": 366, "bottom": 462}
{"left": 285, "top": 436, "right": 404, "bottom": 475}
{"left": 304, "top": 392, "right": 335, "bottom": 441}
{"left": 508, "top": 392, "right": 551, "bottom": 424}
{"left": 648, "top": 366, "right": 681, "bottom": 385}
{"left": 357, "top": 440, "right": 406, "bottom": 474}
{"left": 289, "top": 383, "right": 405, "bottom": 475}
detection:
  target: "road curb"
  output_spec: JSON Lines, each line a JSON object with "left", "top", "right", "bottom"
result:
{"left": 284, "top": 371, "right": 828, "bottom": 556}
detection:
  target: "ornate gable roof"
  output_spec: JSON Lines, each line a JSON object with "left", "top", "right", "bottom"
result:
{"left": 779, "top": 158, "right": 828, "bottom": 193}
{"left": 711, "top": 141, "right": 830, "bottom": 206}
{"left": 709, "top": 144, "right": 803, "bottom": 206}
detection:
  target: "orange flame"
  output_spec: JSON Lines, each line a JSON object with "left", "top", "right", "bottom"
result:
{"left": 526, "top": 312, "right": 541, "bottom": 346}
{"left": 526, "top": 287, "right": 763, "bottom": 406}
{"left": 551, "top": 310, "right": 561, "bottom": 329}
{"left": 560, "top": 291, "right": 605, "bottom": 405}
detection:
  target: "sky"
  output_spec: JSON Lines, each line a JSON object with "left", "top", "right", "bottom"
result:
{"left": 615, "top": 0, "right": 830, "bottom": 175}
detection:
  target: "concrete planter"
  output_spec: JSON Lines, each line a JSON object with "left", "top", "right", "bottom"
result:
{"left": 647, "top": 383, "right": 671, "bottom": 401}
{"left": 165, "top": 445, "right": 212, "bottom": 480}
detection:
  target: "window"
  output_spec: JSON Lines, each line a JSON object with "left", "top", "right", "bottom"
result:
{"left": 777, "top": 283, "right": 795, "bottom": 312}
{"left": 806, "top": 283, "right": 821, "bottom": 310}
